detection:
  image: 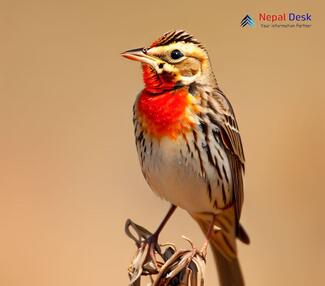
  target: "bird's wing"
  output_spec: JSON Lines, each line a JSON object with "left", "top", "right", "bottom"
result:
{"left": 207, "top": 87, "right": 245, "bottom": 222}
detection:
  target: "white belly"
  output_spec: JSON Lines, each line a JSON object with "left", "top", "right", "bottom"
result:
{"left": 138, "top": 135, "right": 222, "bottom": 214}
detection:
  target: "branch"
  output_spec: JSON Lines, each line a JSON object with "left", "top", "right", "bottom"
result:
{"left": 125, "top": 219, "right": 206, "bottom": 286}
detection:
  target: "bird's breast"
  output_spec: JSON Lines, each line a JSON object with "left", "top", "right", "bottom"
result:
{"left": 136, "top": 88, "right": 199, "bottom": 140}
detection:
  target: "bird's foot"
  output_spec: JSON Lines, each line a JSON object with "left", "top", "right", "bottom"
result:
{"left": 140, "top": 233, "right": 162, "bottom": 272}
{"left": 125, "top": 219, "right": 164, "bottom": 284}
{"left": 200, "top": 241, "right": 209, "bottom": 259}
{"left": 153, "top": 236, "right": 206, "bottom": 285}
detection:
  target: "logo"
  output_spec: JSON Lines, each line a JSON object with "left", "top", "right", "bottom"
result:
{"left": 259, "top": 12, "right": 311, "bottom": 22}
{"left": 240, "top": 12, "right": 312, "bottom": 29}
{"left": 241, "top": 15, "right": 254, "bottom": 27}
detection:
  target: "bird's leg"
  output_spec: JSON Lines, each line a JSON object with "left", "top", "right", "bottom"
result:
{"left": 144, "top": 204, "right": 177, "bottom": 269}
{"left": 200, "top": 215, "right": 217, "bottom": 258}
{"left": 153, "top": 204, "right": 177, "bottom": 238}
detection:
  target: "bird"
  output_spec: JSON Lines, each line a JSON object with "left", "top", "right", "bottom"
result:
{"left": 122, "top": 30, "right": 250, "bottom": 286}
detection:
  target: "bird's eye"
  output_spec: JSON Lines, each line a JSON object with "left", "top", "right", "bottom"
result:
{"left": 170, "top": 49, "right": 184, "bottom": 60}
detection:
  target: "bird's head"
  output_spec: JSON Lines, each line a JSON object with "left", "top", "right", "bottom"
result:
{"left": 122, "top": 30, "right": 215, "bottom": 93}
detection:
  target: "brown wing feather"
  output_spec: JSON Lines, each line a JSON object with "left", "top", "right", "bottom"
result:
{"left": 211, "top": 88, "right": 245, "bottom": 223}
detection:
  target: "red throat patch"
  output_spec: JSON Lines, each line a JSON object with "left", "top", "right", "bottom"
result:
{"left": 137, "top": 88, "right": 195, "bottom": 139}
{"left": 142, "top": 64, "right": 175, "bottom": 93}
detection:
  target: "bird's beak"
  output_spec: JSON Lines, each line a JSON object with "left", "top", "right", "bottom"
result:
{"left": 121, "top": 48, "right": 162, "bottom": 69}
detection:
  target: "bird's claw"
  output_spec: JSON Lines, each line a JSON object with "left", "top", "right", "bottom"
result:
{"left": 152, "top": 236, "right": 206, "bottom": 286}
{"left": 199, "top": 241, "right": 209, "bottom": 259}
{"left": 126, "top": 219, "right": 164, "bottom": 284}
{"left": 141, "top": 234, "right": 162, "bottom": 272}
{"left": 126, "top": 220, "right": 207, "bottom": 286}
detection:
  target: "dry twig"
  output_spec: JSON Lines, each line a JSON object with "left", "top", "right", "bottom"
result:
{"left": 125, "top": 219, "right": 206, "bottom": 286}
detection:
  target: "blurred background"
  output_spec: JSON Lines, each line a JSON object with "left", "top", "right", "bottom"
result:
{"left": 1, "top": 0, "right": 324, "bottom": 285}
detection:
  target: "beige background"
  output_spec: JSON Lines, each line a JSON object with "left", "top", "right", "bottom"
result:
{"left": 1, "top": 1, "right": 324, "bottom": 285}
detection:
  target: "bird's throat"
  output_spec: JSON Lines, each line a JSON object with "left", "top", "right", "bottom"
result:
{"left": 142, "top": 64, "right": 176, "bottom": 93}
{"left": 137, "top": 87, "right": 195, "bottom": 140}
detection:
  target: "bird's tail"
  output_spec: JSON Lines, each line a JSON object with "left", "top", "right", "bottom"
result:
{"left": 191, "top": 208, "right": 249, "bottom": 286}
{"left": 211, "top": 243, "right": 244, "bottom": 286}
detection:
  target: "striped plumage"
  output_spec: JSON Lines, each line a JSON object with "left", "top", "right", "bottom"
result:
{"left": 123, "top": 30, "right": 249, "bottom": 286}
